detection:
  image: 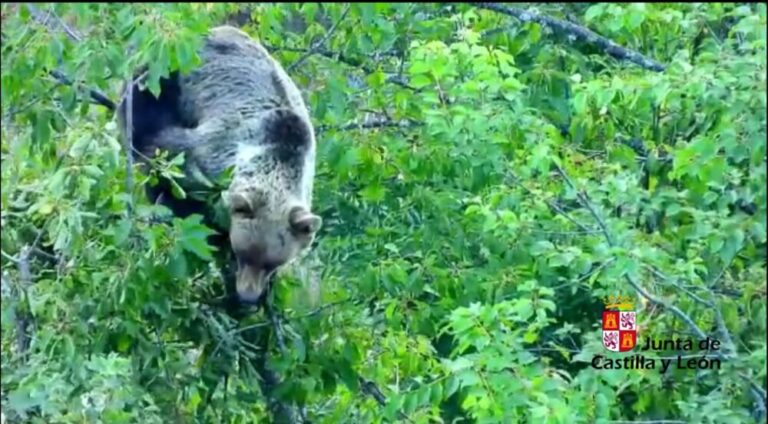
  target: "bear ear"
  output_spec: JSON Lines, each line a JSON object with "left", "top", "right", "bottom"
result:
{"left": 289, "top": 206, "right": 322, "bottom": 235}
{"left": 226, "top": 191, "right": 254, "bottom": 216}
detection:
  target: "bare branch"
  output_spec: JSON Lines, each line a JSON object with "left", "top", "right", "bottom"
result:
{"left": 24, "top": 4, "right": 117, "bottom": 111}
{"left": 48, "top": 70, "right": 116, "bottom": 111}
{"left": 15, "top": 246, "right": 33, "bottom": 354}
{"left": 123, "top": 75, "right": 135, "bottom": 209}
{"left": 473, "top": 3, "right": 666, "bottom": 72}
{"left": 25, "top": 3, "right": 82, "bottom": 42}
{"left": 7, "top": 243, "right": 39, "bottom": 358}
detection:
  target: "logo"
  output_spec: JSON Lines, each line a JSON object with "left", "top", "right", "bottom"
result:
{"left": 602, "top": 295, "right": 637, "bottom": 352}
{"left": 591, "top": 294, "right": 723, "bottom": 373}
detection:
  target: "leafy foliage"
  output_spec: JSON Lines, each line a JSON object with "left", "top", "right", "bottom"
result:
{"left": 1, "top": 3, "right": 766, "bottom": 423}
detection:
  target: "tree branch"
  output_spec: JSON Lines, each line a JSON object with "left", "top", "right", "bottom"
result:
{"left": 505, "top": 175, "right": 595, "bottom": 234}
{"left": 25, "top": 3, "right": 82, "bottom": 42}
{"left": 553, "top": 163, "right": 713, "bottom": 341}
{"left": 267, "top": 44, "right": 416, "bottom": 91}
{"left": 359, "top": 377, "right": 413, "bottom": 423}
{"left": 4, "top": 230, "right": 45, "bottom": 359}
{"left": 48, "top": 70, "right": 116, "bottom": 111}
{"left": 242, "top": 285, "right": 308, "bottom": 423}
{"left": 25, "top": 4, "right": 117, "bottom": 111}
{"left": 14, "top": 246, "right": 34, "bottom": 356}
{"left": 317, "top": 118, "right": 418, "bottom": 134}
{"left": 121, "top": 74, "right": 135, "bottom": 206}
{"left": 286, "top": 4, "right": 352, "bottom": 73}
{"left": 472, "top": 3, "right": 667, "bottom": 72}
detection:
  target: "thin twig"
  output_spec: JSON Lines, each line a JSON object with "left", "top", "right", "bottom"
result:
{"left": 250, "top": 287, "right": 307, "bottom": 422}
{"left": 646, "top": 266, "right": 714, "bottom": 308}
{"left": 293, "top": 297, "right": 352, "bottom": 320}
{"left": 287, "top": 4, "right": 352, "bottom": 73}
{"left": 232, "top": 321, "right": 271, "bottom": 334}
{"left": 51, "top": 9, "right": 82, "bottom": 42}
{"left": 1, "top": 250, "right": 20, "bottom": 264}
{"left": 507, "top": 176, "right": 594, "bottom": 234}
{"left": 473, "top": 3, "right": 666, "bottom": 72}
{"left": 267, "top": 44, "right": 415, "bottom": 91}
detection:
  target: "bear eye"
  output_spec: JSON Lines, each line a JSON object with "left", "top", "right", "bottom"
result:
{"left": 233, "top": 204, "right": 252, "bottom": 216}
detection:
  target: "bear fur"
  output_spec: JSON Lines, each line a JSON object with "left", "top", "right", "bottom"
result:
{"left": 117, "top": 25, "right": 321, "bottom": 305}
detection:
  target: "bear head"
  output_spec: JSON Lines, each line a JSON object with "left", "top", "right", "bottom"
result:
{"left": 224, "top": 186, "right": 321, "bottom": 304}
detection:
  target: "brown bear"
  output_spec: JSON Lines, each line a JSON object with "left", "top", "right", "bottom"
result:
{"left": 117, "top": 26, "right": 321, "bottom": 305}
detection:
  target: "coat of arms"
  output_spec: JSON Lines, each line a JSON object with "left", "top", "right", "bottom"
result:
{"left": 602, "top": 295, "right": 637, "bottom": 352}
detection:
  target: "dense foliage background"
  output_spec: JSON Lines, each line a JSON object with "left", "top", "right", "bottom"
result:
{"left": 1, "top": 3, "right": 766, "bottom": 423}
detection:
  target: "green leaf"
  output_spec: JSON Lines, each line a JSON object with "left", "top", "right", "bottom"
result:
{"left": 626, "top": 9, "right": 645, "bottom": 29}
{"left": 112, "top": 219, "right": 132, "bottom": 246}
{"left": 403, "top": 391, "right": 418, "bottom": 414}
{"left": 514, "top": 298, "right": 534, "bottom": 320}
{"left": 33, "top": 109, "right": 52, "bottom": 146}
{"left": 116, "top": 334, "right": 133, "bottom": 352}
{"left": 430, "top": 382, "right": 443, "bottom": 404}
{"left": 337, "top": 360, "right": 359, "bottom": 391}
{"left": 410, "top": 74, "right": 432, "bottom": 88}
{"left": 585, "top": 5, "right": 605, "bottom": 22}
{"left": 176, "top": 216, "right": 216, "bottom": 261}
{"left": 169, "top": 249, "right": 189, "bottom": 279}
{"left": 444, "top": 376, "right": 460, "bottom": 398}
{"left": 531, "top": 240, "right": 555, "bottom": 255}
{"left": 360, "top": 183, "right": 386, "bottom": 203}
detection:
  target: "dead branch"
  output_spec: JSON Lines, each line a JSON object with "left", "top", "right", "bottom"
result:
{"left": 473, "top": 3, "right": 666, "bottom": 72}
{"left": 24, "top": 4, "right": 116, "bottom": 111}
{"left": 4, "top": 233, "right": 44, "bottom": 359}
{"left": 122, "top": 74, "right": 135, "bottom": 208}
{"left": 25, "top": 3, "right": 82, "bottom": 42}
{"left": 15, "top": 246, "right": 33, "bottom": 355}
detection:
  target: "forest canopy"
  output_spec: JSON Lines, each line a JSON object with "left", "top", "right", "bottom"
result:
{"left": 1, "top": 3, "right": 766, "bottom": 424}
